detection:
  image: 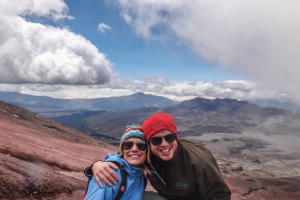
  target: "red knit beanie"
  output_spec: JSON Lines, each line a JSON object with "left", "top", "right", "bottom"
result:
{"left": 142, "top": 113, "right": 177, "bottom": 142}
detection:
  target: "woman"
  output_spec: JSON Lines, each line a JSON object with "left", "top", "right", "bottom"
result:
{"left": 84, "top": 124, "right": 147, "bottom": 200}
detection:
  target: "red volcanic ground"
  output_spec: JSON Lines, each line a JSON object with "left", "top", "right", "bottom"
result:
{"left": 0, "top": 101, "right": 299, "bottom": 199}
{"left": 0, "top": 101, "right": 116, "bottom": 199}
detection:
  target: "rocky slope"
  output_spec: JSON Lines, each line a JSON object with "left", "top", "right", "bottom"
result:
{"left": 188, "top": 134, "right": 300, "bottom": 200}
{"left": 0, "top": 100, "right": 299, "bottom": 199}
{"left": 0, "top": 101, "right": 116, "bottom": 199}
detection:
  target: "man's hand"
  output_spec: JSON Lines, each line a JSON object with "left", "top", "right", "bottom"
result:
{"left": 92, "top": 161, "right": 119, "bottom": 188}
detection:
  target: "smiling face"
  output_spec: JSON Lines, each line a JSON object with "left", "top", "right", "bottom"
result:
{"left": 149, "top": 130, "right": 178, "bottom": 161}
{"left": 122, "top": 138, "right": 147, "bottom": 167}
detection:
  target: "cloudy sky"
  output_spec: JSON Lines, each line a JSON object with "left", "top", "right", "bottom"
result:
{"left": 0, "top": 0, "right": 300, "bottom": 103}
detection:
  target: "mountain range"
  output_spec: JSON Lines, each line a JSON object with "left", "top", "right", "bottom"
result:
{"left": 52, "top": 97, "right": 298, "bottom": 145}
{"left": 1, "top": 91, "right": 300, "bottom": 118}
{"left": 1, "top": 91, "right": 299, "bottom": 143}
{"left": 0, "top": 92, "right": 178, "bottom": 117}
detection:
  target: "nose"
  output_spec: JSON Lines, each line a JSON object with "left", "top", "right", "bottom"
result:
{"left": 160, "top": 137, "right": 169, "bottom": 146}
{"left": 131, "top": 143, "right": 139, "bottom": 151}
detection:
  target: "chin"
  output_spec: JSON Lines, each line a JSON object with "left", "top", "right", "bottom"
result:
{"left": 127, "top": 160, "right": 143, "bottom": 167}
{"left": 161, "top": 156, "right": 172, "bottom": 161}
{"left": 158, "top": 153, "right": 173, "bottom": 161}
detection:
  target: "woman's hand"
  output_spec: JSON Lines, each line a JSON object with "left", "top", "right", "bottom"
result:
{"left": 92, "top": 161, "right": 119, "bottom": 188}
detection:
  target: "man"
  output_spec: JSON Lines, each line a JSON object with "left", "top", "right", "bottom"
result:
{"left": 85, "top": 113, "right": 231, "bottom": 200}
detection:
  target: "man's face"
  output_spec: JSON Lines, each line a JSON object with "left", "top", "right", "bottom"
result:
{"left": 149, "top": 130, "right": 178, "bottom": 161}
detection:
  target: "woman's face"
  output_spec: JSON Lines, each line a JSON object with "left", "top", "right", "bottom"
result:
{"left": 122, "top": 138, "right": 147, "bottom": 167}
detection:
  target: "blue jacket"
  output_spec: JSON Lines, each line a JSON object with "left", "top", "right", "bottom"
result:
{"left": 85, "top": 154, "right": 145, "bottom": 200}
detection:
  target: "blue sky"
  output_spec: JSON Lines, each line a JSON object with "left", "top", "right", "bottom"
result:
{"left": 0, "top": 0, "right": 300, "bottom": 103}
{"left": 64, "top": 0, "right": 240, "bottom": 82}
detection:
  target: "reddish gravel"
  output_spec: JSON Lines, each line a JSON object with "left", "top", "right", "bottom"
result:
{"left": 0, "top": 101, "right": 116, "bottom": 199}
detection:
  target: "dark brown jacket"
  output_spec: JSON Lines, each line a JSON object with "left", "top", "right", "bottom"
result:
{"left": 146, "top": 139, "right": 231, "bottom": 200}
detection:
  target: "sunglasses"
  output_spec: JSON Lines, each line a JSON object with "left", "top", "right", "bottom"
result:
{"left": 150, "top": 134, "right": 177, "bottom": 146}
{"left": 123, "top": 141, "right": 147, "bottom": 151}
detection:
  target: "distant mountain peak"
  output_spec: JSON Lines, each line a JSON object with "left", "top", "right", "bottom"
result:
{"left": 130, "top": 92, "right": 146, "bottom": 97}
{"left": 177, "top": 97, "right": 249, "bottom": 111}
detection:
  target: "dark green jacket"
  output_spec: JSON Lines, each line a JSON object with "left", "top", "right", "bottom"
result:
{"left": 146, "top": 139, "right": 231, "bottom": 200}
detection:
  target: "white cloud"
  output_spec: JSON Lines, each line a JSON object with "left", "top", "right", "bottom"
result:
{"left": 98, "top": 23, "right": 112, "bottom": 34}
{"left": 115, "top": 0, "right": 300, "bottom": 103}
{"left": 0, "top": 78, "right": 286, "bottom": 103}
{"left": 0, "top": 0, "right": 72, "bottom": 21}
{"left": 0, "top": 0, "right": 114, "bottom": 84}
{"left": 1, "top": 0, "right": 299, "bottom": 106}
